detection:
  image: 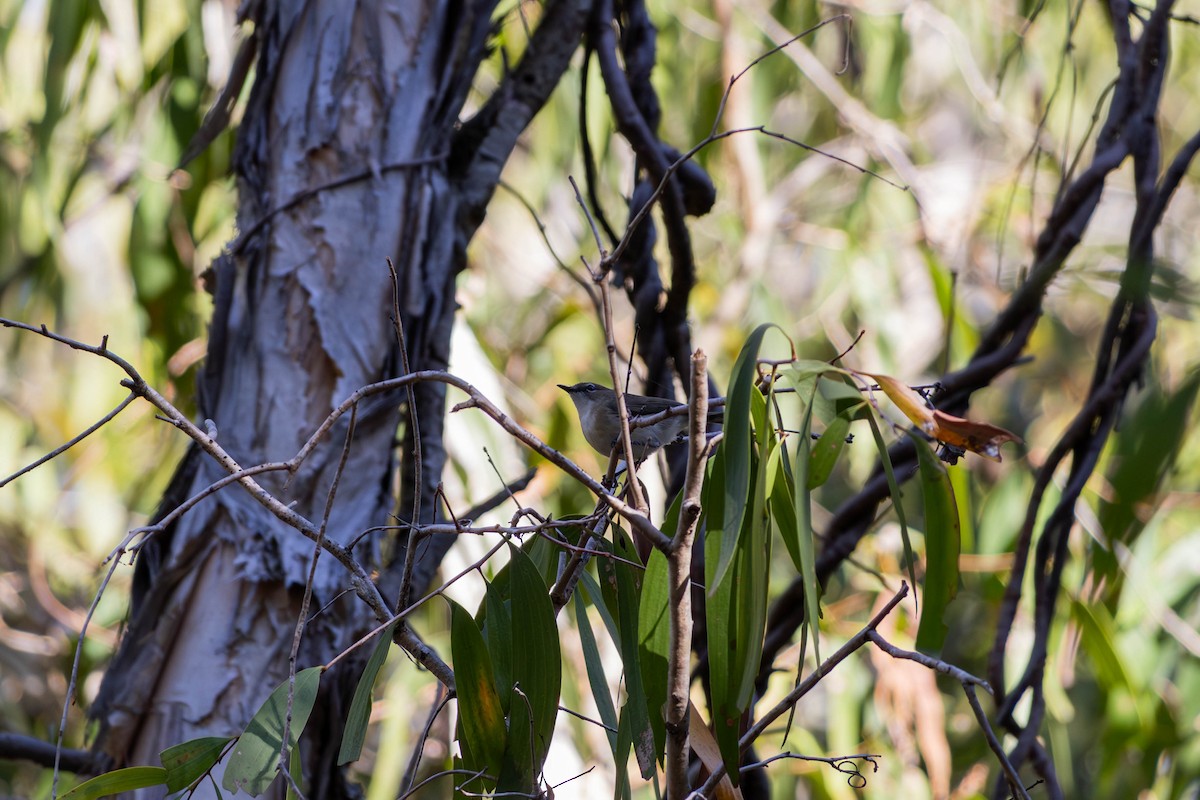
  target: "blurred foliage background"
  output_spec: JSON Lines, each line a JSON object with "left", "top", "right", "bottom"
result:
{"left": 2, "top": 0, "right": 1199, "bottom": 797}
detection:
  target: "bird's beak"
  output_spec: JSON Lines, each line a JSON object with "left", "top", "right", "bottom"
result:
{"left": 557, "top": 384, "right": 570, "bottom": 391}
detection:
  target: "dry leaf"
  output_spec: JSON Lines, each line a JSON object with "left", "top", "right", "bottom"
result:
{"left": 930, "top": 410, "right": 1022, "bottom": 461}
{"left": 851, "top": 369, "right": 1021, "bottom": 461}
{"left": 854, "top": 370, "right": 936, "bottom": 434}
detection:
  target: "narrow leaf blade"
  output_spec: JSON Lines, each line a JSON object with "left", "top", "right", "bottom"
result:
{"left": 222, "top": 667, "right": 322, "bottom": 796}
{"left": 60, "top": 767, "right": 169, "bottom": 799}
{"left": 716, "top": 323, "right": 780, "bottom": 588}
{"left": 637, "top": 547, "right": 671, "bottom": 762}
{"left": 161, "top": 736, "right": 234, "bottom": 792}
{"left": 338, "top": 621, "right": 398, "bottom": 765}
{"left": 913, "top": 437, "right": 961, "bottom": 653}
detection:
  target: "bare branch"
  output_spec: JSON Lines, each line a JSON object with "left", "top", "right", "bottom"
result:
{"left": 0, "top": 392, "right": 136, "bottom": 488}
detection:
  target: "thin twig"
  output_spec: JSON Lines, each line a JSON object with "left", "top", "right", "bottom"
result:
{"left": 1, "top": 393, "right": 136, "bottom": 488}
{"left": 280, "top": 406, "right": 357, "bottom": 798}
{"left": 52, "top": 556, "right": 125, "bottom": 798}
{"left": 664, "top": 350, "right": 708, "bottom": 795}
{"left": 401, "top": 686, "right": 450, "bottom": 793}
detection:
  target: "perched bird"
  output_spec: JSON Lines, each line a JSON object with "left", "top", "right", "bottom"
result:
{"left": 558, "top": 382, "right": 723, "bottom": 461}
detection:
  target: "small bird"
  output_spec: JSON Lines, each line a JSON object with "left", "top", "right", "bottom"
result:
{"left": 558, "top": 382, "right": 723, "bottom": 461}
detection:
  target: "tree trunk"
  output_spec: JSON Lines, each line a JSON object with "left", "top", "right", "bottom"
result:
{"left": 90, "top": 0, "right": 590, "bottom": 795}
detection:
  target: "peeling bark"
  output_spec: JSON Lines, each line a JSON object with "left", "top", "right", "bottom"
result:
{"left": 93, "top": 1, "right": 500, "bottom": 796}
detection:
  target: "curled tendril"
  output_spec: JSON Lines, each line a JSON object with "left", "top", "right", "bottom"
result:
{"left": 832, "top": 755, "right": 879, "bottom": 789}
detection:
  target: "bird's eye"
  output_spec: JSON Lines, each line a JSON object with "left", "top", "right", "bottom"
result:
{"left": 584, "top": 383, "right": 596, "bottom": 392}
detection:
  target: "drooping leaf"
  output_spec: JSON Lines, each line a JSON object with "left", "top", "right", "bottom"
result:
{"left": 338, "top": 620, "right": 398, "bottom": 765}
{"left": 735, "top": 386, "right": 775, "bottom": 709}
{"left": 161, "top": 736, "right": 234, "bottom": 792}
{"left": 851, "top": 369, "right": 1020, "bottom": 460}
{"left": 637, "top": 547, "right": 671, "bottom": 762}
{"left": 913, "top": 437, "right": 961, "bottom": 653}
{"left": 1097, "top": 371, "right": 1200, "bottom": 593}
{"left": 716, "top": 323, "right": 782, "bottom": 588}
{"left": 687, "top": 702, "right": 745, "bottom": 800}
{"left": 702, "top": 449, "right": 739, "bottom": 777}
{"left": 772, "top": 451, "right": 802, "bottom": 580}
{"left": 579, "top": 570, "right": 620, "bottom": 646}
{"left": 852, "top": 370, "right": 936, "bottom": 434}
{"left": 596, "top": 526, "right": 655, "bottom": 778}
{"left": 60, "top": 767, "right": 168, "bottom": 799}
{"left": 223, "top": 667, "right": 322, "bottom": 796}
{"left": 792, "top": 386, "right": 822, "bottom": 665}
{"left": 865, "top": 412, "right": 918, "bottom": 608}
{"left": 705, "top": 431, "right": 772, "bottom": 786}
{"left": 497, "top": 545, "right": 562, "bottom": 791}
{"left": 448, "top": 599, "right": 506, "bottom": 790}
{"left": 574, "top": 591, "right": 619, "bottom": 752}
{"left": 613, "top": 706, "right": 634, "bottom": 800}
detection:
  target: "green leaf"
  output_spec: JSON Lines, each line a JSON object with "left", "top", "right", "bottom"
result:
{"left": 809, "top": 415, "right": 851, "bottom": 489}
{"left": 819, "top": 374, "right": 873, "bottom": 421}
{"left": 484, "top": 582, "right": 514, "bottom": 715}
{"left": 785, "top": 359, "right": 840, "bottom": 386}
{"left": 792, "top": 387, "right": 822, "bottom": 666}
{"left": 449, "top": 599, "right": 506, "bottom": 789}
{"left": 770, "top": 454, "right": 801, "bottom": 573}
{"left": 60, "top": 767, "right": 168, "bottom": 799}
{"left": 498, "top": 545, "right": 562, "bottom": 791}
{"left": 865, "top": 413, "right": 918, "bottom": 607}
{"left": 222, "top": 667, "right": 322, "bottom": 796}
{"left": 1097, "top": 371, "right": 1200, "bottom": 593}
{"left": 1071, "top": 599, "right": 1142, "bottom": 699}
{"left": 613, "top": 706, "right": 634, "bottom": 800}
{"left": 703, "top": 450, "right": 740, "bottom": 779}
{"left": 715, "top": 322, "right": 781, "bottom": 588}
{"left": 705, "top": 426, "right": 772, "bottom": 785}
{"left": 913, "top": 437, "right": 961, "bottom": 653}
{"left": 286, "top": 743, "right": 303, "bottom": 800}
{"left": 161, "top": 736, "right": 233, "bottom": 792}
{"left": 596, "top": 526, "right": 655, "bottom": 778}
{"left": 734, "top": 384, "right": 775, "bottom": 709}
{"left": 338, "top": 620, "right": 398, "bottom": 765}
{"left": 637, "top": 547, "right": 671, "bottom": 762}
{"left": 574, "top": 590, "right": 619, "bottom": 752}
